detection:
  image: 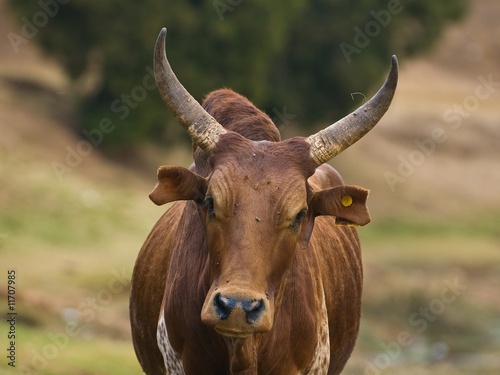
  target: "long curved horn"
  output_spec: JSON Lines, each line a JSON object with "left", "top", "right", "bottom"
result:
{"left": 154, "top": 28, "right": 227, "bottom": 152}
{"left": 307, "top": 55, "right": 399, "bottom": 166}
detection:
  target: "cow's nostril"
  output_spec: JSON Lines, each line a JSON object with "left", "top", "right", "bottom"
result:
{"left": 244, "top": 299, "right": 265, "bottom": 324}
{"left": 213, "top": 293, "right": 233, "bottom": 320}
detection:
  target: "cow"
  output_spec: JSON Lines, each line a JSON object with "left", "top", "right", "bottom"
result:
{"left": 130, "top": 28, "right": 398, "bottom": 375}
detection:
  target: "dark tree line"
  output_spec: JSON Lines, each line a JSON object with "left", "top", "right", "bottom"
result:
{"left": 8, "top": 0, "right": 466, "bottom": 148}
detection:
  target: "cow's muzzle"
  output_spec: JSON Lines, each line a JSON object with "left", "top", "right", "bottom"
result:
{"left": 201, "top": 289, "right": 273, "bottom": 338}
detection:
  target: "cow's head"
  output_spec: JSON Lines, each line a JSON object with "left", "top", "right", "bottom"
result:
{"left": 149, "top": 28, "right": 398, "bottom": 339}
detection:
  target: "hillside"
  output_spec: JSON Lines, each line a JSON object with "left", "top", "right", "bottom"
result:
{"left": 333, "top": 0, "right": 500, "bottom": 219}
{"left": 1, "top": 0, "right": 499, "bottom": 221}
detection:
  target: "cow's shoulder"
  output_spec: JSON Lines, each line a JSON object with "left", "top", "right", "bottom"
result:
{"left": 130, "top": 201, "right": 194, "bottom": 375}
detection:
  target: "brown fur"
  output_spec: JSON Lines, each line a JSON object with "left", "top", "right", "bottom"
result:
{"left": 194, "top": 89, "right": 280, "bottom": 176}
{"left": 202, "top": 89, "right": 280, "bottom": 143}
{"left": 130, "top": 89, "right": 366, "bottom": 374}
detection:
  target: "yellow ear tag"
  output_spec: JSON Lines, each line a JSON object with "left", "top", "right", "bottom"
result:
{"left": 341, "top": 195, "right": 353, "bottom": 207}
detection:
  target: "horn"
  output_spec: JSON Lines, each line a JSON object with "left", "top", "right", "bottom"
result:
{"left": 307, "top": 55, "right": 399, "bottom": 165}
{"left": 154, "top": 28, "right": 227, "bottom": 152}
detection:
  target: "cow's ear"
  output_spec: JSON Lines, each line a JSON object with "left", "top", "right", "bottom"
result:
{"left": 149, "top": 166, "right": 207, "bottom": 206}
{"left": 309, "top": 185, "right": 370, "bottom": 226}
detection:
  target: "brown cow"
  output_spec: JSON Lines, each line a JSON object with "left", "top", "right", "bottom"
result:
{"left": 130, "top": 28, "right": 398, "bottom": 375}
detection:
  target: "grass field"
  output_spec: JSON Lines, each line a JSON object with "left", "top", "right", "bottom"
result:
{"left": 2, "top": 144, "right": 499, "bottom": 374}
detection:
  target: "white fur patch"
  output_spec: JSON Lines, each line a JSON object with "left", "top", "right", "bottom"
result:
{"left": 157, "top": 309, "right": 185, "bottom": 375}
{"left": 303, "top": 289, "right": 330, "bottom": 374}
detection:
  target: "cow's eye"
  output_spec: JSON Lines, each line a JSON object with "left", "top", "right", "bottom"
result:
{"left": 290, "top": 209, "right": 307, "bottom": 230}
{"left": 205, "top": 196, "right": 215, "bottom": 218}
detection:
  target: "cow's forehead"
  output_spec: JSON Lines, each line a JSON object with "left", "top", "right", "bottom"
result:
{"left": 209, "top": 133, "right": 317, "bottom": 178}
{"left": 210, "top": 143, "right": 311, "bottom": 188}
{"left": 208, "top": 150, "right": 309, "bottom": 196}
{"left": 207, "top": 139, "right": 313, "bottom": 211}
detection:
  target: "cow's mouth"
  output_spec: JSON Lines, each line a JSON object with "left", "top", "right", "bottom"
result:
{"left": 215, "top": 327, "right": 253, "bottom": 339}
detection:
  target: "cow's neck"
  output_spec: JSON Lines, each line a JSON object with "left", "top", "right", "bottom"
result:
{"left": 221, "top": 249, "right": 323, "bottom": 375}
{"left": 226, "top": 337, "right": 257, "bottom": 375}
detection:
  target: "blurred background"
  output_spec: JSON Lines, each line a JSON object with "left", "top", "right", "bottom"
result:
{"left": 1, "top": 0, "right": 499, "bottom": 374}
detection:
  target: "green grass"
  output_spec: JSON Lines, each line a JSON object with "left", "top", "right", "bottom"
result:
{"left": 361, "top": 214, "right": 500, "bottom": 242}
{"left": 359, "top": 215, "right": 500, "bottom": 266}
{"left": 345, "top": 215, "right": 500, "bottom": 374}
{"left": 0, "top": 150, "right": 162, "bottom": 374}
{"left": 0, "top": 323, "right": 141, "bottom": 375}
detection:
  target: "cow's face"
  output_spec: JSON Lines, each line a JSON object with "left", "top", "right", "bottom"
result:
{"left": 149, "top": 133, "right": 370, "bottom": 338}
{"left": 197, "top": 135, "right": 316, "bottom": 338}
